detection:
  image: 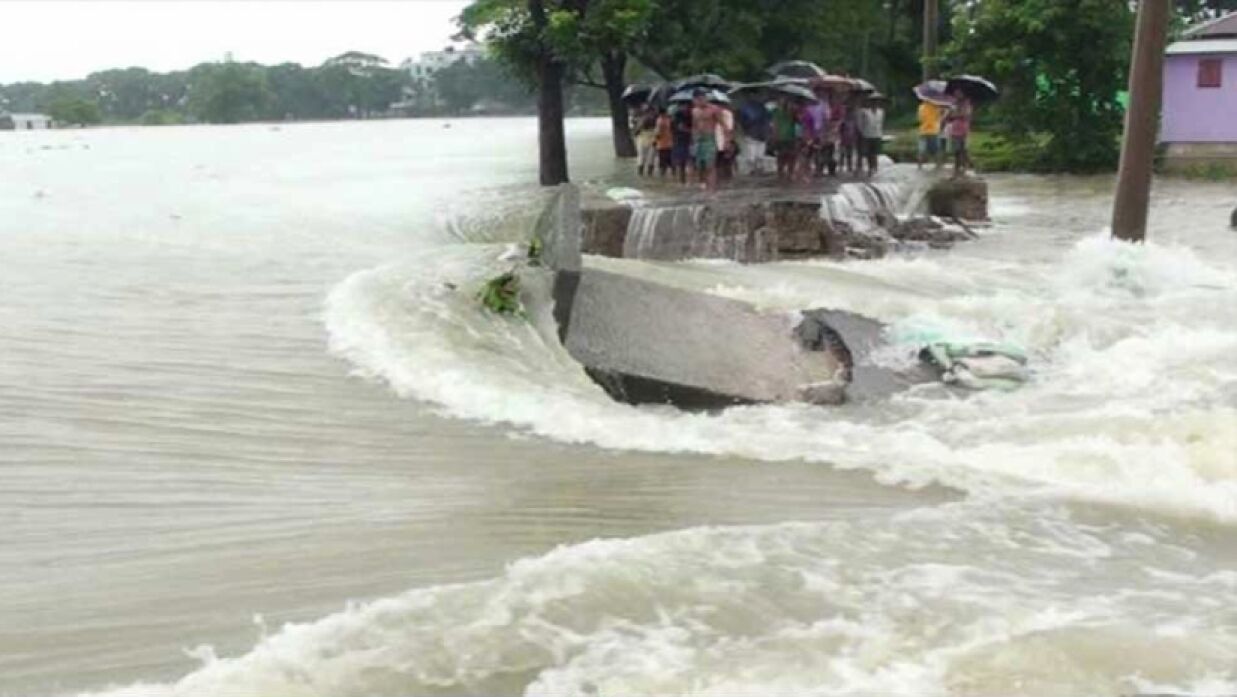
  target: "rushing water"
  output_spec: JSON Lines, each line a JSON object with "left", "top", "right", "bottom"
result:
{"left": 1, "top": 119, "right": 1235, "bottom": 697}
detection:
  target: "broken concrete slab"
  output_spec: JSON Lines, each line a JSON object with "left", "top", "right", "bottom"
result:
{"left": 927, "top": 177, "right": 989, "bottom": 221}
{"left": 578, "top": 177, "right": 986, "bottom": 266}
{"left": 535, "top": 184, "right": 928, "bottom": 409}
{"left": 562, "top": 268, "right": 850, "bottom": 407}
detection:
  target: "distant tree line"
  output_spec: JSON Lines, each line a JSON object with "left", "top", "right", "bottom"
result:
{"left": 0, "top": 50, "right": 610, "bottom": 126}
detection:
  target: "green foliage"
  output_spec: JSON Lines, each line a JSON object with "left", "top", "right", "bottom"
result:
{"left": 1177, "top": 161, "right": 1237, "bottom": 181}
{"left": 458, "top": 0, "right": 654, "bottom": 86}
{"left": 478, "top": 271, "right": 526, "bottom": 316}
{"left": 44, "top": 96, "right": 102, "bottom": 126}
{"left": 434, "top": 58, "right": 536, "bottom": 114}
{"left": 1, "top": 52, "right": 415, "bottom": 125}
{"left": 140, "top": 109, "right": 183, "bottom": 126}
{"left": 944, "top": 0, "right": 1134, "bottom": 173}
{"left": 188, "top": 63, "right": 274, "bottom": 124}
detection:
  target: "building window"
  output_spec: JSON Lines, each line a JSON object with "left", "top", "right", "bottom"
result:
{"left": 1197, "top": 58, "right": 1222, "bottom": 88}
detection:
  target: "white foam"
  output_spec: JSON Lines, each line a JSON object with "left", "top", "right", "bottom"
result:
{"left": 323, "top": 233, "right": 1237, "bottom": 524}
{"left": 74, "top": 502, "right": 1237, "bottom": 697}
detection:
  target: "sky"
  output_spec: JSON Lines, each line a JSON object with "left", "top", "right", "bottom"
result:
{"left": 0, "top": 0, "right": 471, "bottom": 83}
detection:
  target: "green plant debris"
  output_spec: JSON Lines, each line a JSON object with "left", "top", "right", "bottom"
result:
{"left": 478, "top": 271, "right": 526, "bottom": 317}
{"left": 527, "top": 235, "right": 544, "bottom": 266}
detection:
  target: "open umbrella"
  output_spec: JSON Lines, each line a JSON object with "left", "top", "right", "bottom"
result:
{"left": 673, "top": 73, "right": 732, "bottom": 92}
{"left": 669, "top": 88, "right": 731, "bottom": 105}
{"left": 621, "top": 84, "right": 653, "bottom": 106}
{"left": 850, "top": 78, "right": 877, "bottom": 93}
{"left": 768, "top": 60, "right": 827, "bottom": 80}
{"left": 945, "top": 75, "right": 999, "bottom": 103}
{"left": 810, "top": 74, "right": 857, "bottom": 93}
{"left": 773, "top": 83, "right": 820, "bottom": 103}
{"left": 730, "top": 77, "right": 808, "bottom": 103}
{"left": 646, "top": 83, "right": 674, "bottom": 109}
{"left": 913, "top": 80, "right": 954, "bottom": 106}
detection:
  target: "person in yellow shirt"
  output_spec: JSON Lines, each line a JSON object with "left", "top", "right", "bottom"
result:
{"left": 917, "top": 100, "right": 944, "bottom": 170}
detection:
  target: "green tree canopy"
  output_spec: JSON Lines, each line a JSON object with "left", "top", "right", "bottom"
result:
{"left": 45, "top": 96, "right": 102, "bottom": 126}
{"left": 944, "top": 0, "right": 1134, "bottom": 172}
{"left": 187, "top": 63, "right": 274, "bottom": 124}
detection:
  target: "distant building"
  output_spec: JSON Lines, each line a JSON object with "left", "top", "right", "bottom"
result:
{"left": 1162, "top": 12, "right": 1237, "bottom": 171}
{"left": 400, "top": 44, "right": 484, "bottom": 82}
{"left": 397, "top": 44, "right": 485, "bottom": 112}
{"left": 0, "top": 113, "right": 54, "bottom": 130}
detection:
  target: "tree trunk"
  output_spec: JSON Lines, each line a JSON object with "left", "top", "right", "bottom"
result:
{"left": 537, "top": 53, "right": 570, "bottom": 185}
{"left": 602, "top": 52, "right": 636, "bottom": 158}
{"left": 531, "top": 0, "right": 569, "bottom": 185}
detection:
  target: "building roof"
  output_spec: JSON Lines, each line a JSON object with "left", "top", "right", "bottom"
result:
{"left": 1183, "top": 12, "right": 1237, "bottom": 39}
{"left": 1166, "top": 38, "right": 1237, "bottom": 55}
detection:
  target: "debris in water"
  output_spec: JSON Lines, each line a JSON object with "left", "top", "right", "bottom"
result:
{"left": 478, "top": 271, "right": 525, "bottom": 317}
{"left": 919, "top": 342, "right": 1029, "bottom": 391}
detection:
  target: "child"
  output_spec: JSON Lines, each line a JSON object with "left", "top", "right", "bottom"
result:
{"left": 634, "top": 106, "right": 658, "bottom": 176}
{"left": 654, "top": 108, "right": 674, "bottom": 177}
{"left": 671, "top": 106, "right": 693, "bottom": 185}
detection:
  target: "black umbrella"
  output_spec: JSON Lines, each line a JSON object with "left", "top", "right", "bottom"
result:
{"left": 669, "top": 88, "right": 731, "bottom": 105}
{"left": 729, "top": 79, "right": 792, "bottom": 102}
{"left": 774, "top": 83, "right": 820, "bottom": 103}
{"left": 646, "top": 83, "right": 674, "bottom": 109}
{"left": 850, "top": 78, "right": 877, "bottom": 93}
{"left": 945, "top": 75, "right": 999, "bottom": 103}
{"left": 673, "top": 73, "right": 732, "bottom": 92}
{"left": 621, "top": 84, "right": 653, "bottom": 106}
{"left": 768, "top": 60, "right": 827, "bottom": 79}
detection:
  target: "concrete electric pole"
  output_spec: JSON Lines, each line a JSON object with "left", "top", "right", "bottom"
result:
{"left": 1111, "top": 0, "right": 1170, "bottom": 243}
{"left": 923, "top": 0, "right": 939, "bottom": 81}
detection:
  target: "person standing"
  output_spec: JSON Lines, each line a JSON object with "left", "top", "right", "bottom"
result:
{"left": 736, "top": 99, "right": 770, "bottom": 174}
{"left": 634, "top": 105, "right": 658, "bottom": 177}
{"left": 769, "top": 98, "right": 799, "bottom": 182}
{"left": 654, "top": 107, "right": 674, "bottom": 178}
{"left": 946, "top": 90, "right": 973, "bottom": 177}
{"left": 797, "top": 99, "right": 822, "bottom": 182}
{"left": 671, "top": 105, "right": 693, "bottom": 185}
{"left": 839, "top": 94, "right": 859, "bottom": 175}
{"left": 917, "top": 99, "right": 944, "bottom": 170}
{"left": 856, "top": 96, "right": 886, "bottom": 177}
{"left": 716, "top": 101, "right": 737, "bottom": 182}
{"left": 822, "top": 92, "right": 844, "bottom": 177}
{"left": 804, "top": 96, "right": 828, "bottom": 178}
{"left": 690, "top": 89, "right": 724, "bottom": 191}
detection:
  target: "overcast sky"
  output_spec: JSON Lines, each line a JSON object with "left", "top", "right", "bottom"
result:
{"left": 1, "top": 0, "right": 471, "bottom": 83}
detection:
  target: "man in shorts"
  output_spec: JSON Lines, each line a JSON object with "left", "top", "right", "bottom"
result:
{"left": 691, "top": 89, "right": 724, "bottom": 191}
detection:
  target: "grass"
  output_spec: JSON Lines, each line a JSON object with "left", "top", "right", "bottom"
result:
{"left": 885, "top": 129, "right": 1046, "bottom": 172}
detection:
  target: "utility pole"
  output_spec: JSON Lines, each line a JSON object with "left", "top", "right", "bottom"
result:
{"left": 923, "top": 0, "right": 939, "bottom": 81}
{"left": 1111, "top": 0, "right": 1170, "bottom": 243}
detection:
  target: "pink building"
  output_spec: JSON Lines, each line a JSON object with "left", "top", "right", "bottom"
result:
{"left": 1162, "top": 13, "right": 1237, "bottom": 170}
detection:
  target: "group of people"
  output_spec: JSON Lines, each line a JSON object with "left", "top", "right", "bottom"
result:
{"left": 632, "top": 88, "right": 888, "bottom": 191}
{"left": 632, "top": 89, "right": 737, "bottom": 191}
{"left": 632, "top": 83, "right": 979, "bottom": 189}
{"left": 916, "top": 87, "right": 974, "bottom": 176}
{"left": 760, "top": 92, "right": 888, "bottom": 182}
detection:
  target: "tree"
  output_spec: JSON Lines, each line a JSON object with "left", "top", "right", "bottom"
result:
{"left": 944, "top": 0, "right": 1135, "bottom": 172}
{"left": 187, "top": 63, "right": 274, "bottom": 124}
{"left": 551, "top": 0, "right": 655, "bottom": 158}
{"left": 461, "top": 0, "right": 591, "bottom": 185}
{"left": 44, "top": 96, "right": 102, "bottom": 126}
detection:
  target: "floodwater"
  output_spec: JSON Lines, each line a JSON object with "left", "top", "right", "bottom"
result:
{"left": 1, "top": 119, "right": 1234, "bottom": 697}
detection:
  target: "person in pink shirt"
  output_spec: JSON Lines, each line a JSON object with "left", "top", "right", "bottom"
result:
{"left": 946, "top": 90, "right": 974, "bottom": 177}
